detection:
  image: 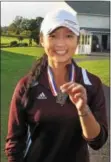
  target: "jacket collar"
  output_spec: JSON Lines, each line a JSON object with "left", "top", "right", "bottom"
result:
{"left": 38, "top": 59, "right": 82, "bottom": 89}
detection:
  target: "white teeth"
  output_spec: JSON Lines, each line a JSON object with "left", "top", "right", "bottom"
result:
{"left": 56, "top": 51, "right": 66, "bottom": 54}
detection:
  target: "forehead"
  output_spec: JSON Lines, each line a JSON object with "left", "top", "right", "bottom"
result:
{"left": 50, "top": 26, "right": 74, "bottom": 34}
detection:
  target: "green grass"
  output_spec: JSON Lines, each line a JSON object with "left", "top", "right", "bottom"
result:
{"left": 1, "top": 50, "right": 36, "bottom": 162}
{"left": 2, "top": 47, "right": 44, "bottom": 58}
{"left": 1, "top": 47, "right": 110, "bottom": 162}
{"left": 1, "top": 36, "right": 22, "bottom": 44}
{"left": 1, "top": 36, "right": 36, "bottom": 46}
{"left": 2, "top": 46, "right": 87, "bottom": 59}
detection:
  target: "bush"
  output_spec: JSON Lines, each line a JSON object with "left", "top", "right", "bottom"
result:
{"left": 18, "top": 42, "right": 28, "bottom": 47}
{"left": 10, "top": 41, "right": 18, "bottom": 47}
{"left": 18, "top": 36, "right": 24, "bottom": 42}
{"left": 9, "top": 41, "right": 28, "bottom": 47}
{"left": 2, "top": 34, "right": 29, "bottom": 39}
{"left": 1, "top": 43, "right": 10, "bottom": 48}
{"left": 9, "top": 41, "right": 29, "bottom": 47}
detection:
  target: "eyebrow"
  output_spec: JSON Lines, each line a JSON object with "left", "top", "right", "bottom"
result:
{"left": 51, "top": 30, "right": 74, "bottom": 34}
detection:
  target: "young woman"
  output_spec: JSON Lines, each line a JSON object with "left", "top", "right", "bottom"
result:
{"left": 5, "top": 9, "right": 108, "bottom": 162}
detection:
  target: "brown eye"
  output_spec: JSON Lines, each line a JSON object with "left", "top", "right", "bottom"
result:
{"left": 67, "top": 34, "right": 74, "bottom": 38}
{"left": 49, "top": 34, "right": 56, "bottom": 38}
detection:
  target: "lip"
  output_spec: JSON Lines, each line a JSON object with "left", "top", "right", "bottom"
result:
{"left": 54, "top": 50, "right": 68, "bottom": 55}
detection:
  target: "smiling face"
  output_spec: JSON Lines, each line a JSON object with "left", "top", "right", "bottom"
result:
{"left": 40, "top": 27, "right": 79, "bottom": 65}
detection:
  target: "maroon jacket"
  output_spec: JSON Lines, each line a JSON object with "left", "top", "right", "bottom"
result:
{"left": 5, "top": 61, "right": 108, "bottom": 162}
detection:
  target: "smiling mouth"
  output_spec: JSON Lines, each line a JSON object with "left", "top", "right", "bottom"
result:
{"left": 55, "top": 50, "right": 67, "bottom": 55}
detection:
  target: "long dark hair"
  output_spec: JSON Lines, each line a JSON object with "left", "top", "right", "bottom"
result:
{"left": 22, "top": 53, "right": 48, "bottom": 108}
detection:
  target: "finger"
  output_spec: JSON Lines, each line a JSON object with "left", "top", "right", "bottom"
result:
{"left": 60, "top": 82, "right": 75, "bottom": 93}
{"left": 71, "top": 85, "right": 85, "bottom": 94}
{"left": 60, "top": 81, "right": 73, "bottom": 90}
{"left": 60, "top": 82, "right": 74, "bottom": 92}
{"left": 71, "top": 93, "right": 84, "bottom": 103}
{"left": 73, "top": 91, "right": 87, "bottom": 104}
{"left": 74, "top": 92, "right": 82, "bottom": 98}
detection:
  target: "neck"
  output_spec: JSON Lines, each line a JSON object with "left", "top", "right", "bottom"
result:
{"left": 48, "top": 59, "right": 72, "bottom": 88}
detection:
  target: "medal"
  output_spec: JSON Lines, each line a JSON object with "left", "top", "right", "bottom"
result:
{"left": 47, "top": 63, "right": 75, "bottom": 106}
{"left": 56, "top": 91, "right": 68, "bottom": 105}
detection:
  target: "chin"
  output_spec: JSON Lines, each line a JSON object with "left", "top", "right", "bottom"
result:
{"left": 54, "top": 57, "right": 71, "bottom": 63}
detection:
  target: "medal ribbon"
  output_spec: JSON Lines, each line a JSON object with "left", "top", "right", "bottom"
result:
{"left": 47, "top": 66, "right": 58, "bottom": 96}
{"left": 47, "top": 63, "right": 75, "bottom": 96}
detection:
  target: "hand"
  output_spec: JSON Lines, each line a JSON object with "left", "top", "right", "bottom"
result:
{"left": 60, "top": 81, "right": 87, "bottom": 111}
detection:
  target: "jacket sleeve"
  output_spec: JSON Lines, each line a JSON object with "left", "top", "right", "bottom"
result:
{"left": 5, "top": 77, "right": 28, "bottom": 162}
{"left": 83, "top": 75, "right": 108, "bottom": 150}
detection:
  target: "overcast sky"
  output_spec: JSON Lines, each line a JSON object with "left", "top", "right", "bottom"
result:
{"left": 1, "top": 2, "right": 76, "bottom": 27}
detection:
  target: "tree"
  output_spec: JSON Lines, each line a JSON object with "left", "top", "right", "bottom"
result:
{"left": 13, "top": 16, "right": 23, "bottom": 28}
{"left": 1, "top": 26, "right": 8, "bottom": 33}
{"left": 9, "top": 16, "right": 23, "bottom": 34}
{"left": 18, "top": 36, "right": 24, "bottom": 43}
{"left": 36, "top": 17, "right": 44, "bottom": 31}
{"left": 20, "top": 18, "right": 30, "bottom": 31}
{"left": 20, "top": 17, "right": 43, "bottom": 44}
{"left": 8, "top": 23, "right": 17, "bottom": 33}
{"left": 29, "top": 17, "right": 43, "bottom": 45}
{"left": 3, "top": 16, "right": 44, "bottom": 44}
{"left": 30, "top": 30, "right": 39, "bottom": 44}
{"left": 28, "top": 19, "right": 37, "bottom": 31}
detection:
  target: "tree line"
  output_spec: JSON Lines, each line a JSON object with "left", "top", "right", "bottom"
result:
{"left": 1, "top": 16, "right": 44, "bottom": 45}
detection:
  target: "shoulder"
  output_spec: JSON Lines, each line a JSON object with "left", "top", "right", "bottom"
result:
{"left": 73, "top": 60, "right": 102, "bottom": 90}
{"left": 13, "top": 75, "right": 29, "bottom": 96}
{"left": 81, "top": 68, "right": 104, "bottom": 99}
{"left": 83, "top": 69, "right": 102, "bottom": 87}
{"left": 75, "top": 63, "right": 103, "bottom": 94}
{"left": 16, "top": 75, "right": 29, "bottom": 88}
{"left": 74, "top": 60, "right": 102, "bottom": 87}
{"left": 18, "top": 75, "right": 29, "bottom": 86}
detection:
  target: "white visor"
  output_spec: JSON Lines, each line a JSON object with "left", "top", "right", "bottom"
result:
{"left": 40, "top": 9, "right": 80, "bottom": 36}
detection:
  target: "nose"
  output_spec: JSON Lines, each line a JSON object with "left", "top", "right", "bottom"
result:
{"left": 55, "top": 36, "right": 66, "bottom": 47}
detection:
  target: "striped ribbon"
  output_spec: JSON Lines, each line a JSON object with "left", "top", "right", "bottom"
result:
{"left": 47, "top": 63, "right": 75, "bottom": 96}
